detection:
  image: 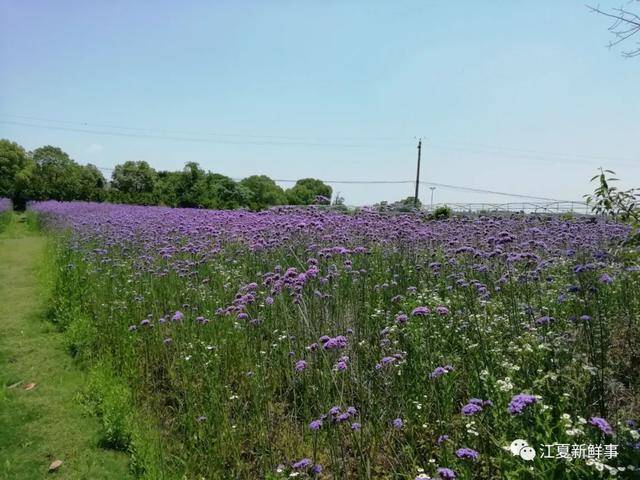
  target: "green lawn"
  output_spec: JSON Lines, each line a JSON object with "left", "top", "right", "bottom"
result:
{"left": 0, "top": 213, "right": 132, "bottom": 480}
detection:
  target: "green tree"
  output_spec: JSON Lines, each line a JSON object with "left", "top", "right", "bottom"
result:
{"left": 208, "top": 174, "right": 251, "bottom": 209}
{"left": 77, "top": 164, "right": 106, "bottom": 201}
{"left": 286, "top": 178, "right": 332, "bottom": 205}
{"left": 0, "top": 139, "right": 28, "bottom": 201}
{"left": 31, "top": 146, "right": 83, "bottom": 201}
{"left": 239, "top": 175, "right": 287, "bottom": 210}
{"left": 154, "top": 171, "right": 181, "bottom": 207}
{"left": 176, "top": 162, "right": 210, "bottom": 208}
{"left": 110, "top": 161, "right": 157, "bottom": 204}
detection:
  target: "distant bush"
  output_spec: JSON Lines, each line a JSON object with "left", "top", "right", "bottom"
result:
{"left": 585, "top": 168, "right": 639, "bottom": 224}
{"left": 432, "top": 205, "right": 452, "bottom": 219}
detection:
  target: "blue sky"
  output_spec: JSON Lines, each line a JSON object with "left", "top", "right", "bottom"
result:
{"left": 1, "top": 0, "right": 638, "bottom": 205}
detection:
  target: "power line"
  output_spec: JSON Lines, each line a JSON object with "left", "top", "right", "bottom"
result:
{"left": 0, "top": 115, "right": 409, "bottom": 145}
{"left": 2, "top": 113, "right": 637, "bottom": 166}
{"left": 428, "top": 140, "right": 637, "bottom": 164}
{"left": 419, "top": 182, "right": 570, "bottom": 202}
{"left": 0, "top": 120, "right": 411, "bottom": 148}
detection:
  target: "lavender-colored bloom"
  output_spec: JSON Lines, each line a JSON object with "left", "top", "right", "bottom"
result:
{"left": 437, "top": 467, "right": 456, "bottom": 479}
{"left": 294, "top": 360, "right": 308, "bottom": 372}
{"left": 337, "top": 412, "right": 351, "bottom": 423}
{"left": 171, "top": 310, "right": 184, "bottom": 322}
{"left": 455, "top": 447, "right": 479, "bottom": 461}
{"left": 589, "top": 417, "right": 613, "bottom": 436}
{"left": 334, "top": 359, "right": 348, "bottom": 371}
{"left": 599, "top": 273, "right": 614, "bottom": 284}
{"left": 311, "top": 464, "right": 323, "bottom": 474}
{"left": 329, "top": 406, "right": 341, "bottom": 416}
{"left": 508, "top": 393, "right": 538, "bottom": 415}
{"left": 579, "top": 314, "right": 592, "bottom": 321}
{"left": 395, "top": 313, "right": 409, "bottom": 324}
{"left": 392, "top": 417, "right": 404, "bottom": 429}
{"left": 535, "top": 315, "right": 554, "bottom": 325}
{"left": 461, "top": 403, "right": 483, "bottom": 416}
{"left": 429, "top": 366, "right": 452, "bottom": 379}
{"left": 437, "top": 434, "right": 449, "bottom": 445}
{"left": 323, "top": 335, "right": 348, "bottom": 350}
{"left": 435, "top": 306, "right": 450, "bottom": 315}
{"left": 412, "top": 306, "right": 431, "bottom": 316}
{"left": 381, "top": 356, "right": 396, "bottom": 366}
{"left": 346, "top": 406, "right": 357, "bottom": 416}
{"left": 309, "top": 419, "right": 323, "bottom": 431}
{"left": 292, "top": 458, "right": 312, "bottom": 470}
{"left": 351, "top": 422, "right": 361, "bottom": 431}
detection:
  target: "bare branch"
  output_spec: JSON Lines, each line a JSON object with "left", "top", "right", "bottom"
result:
{"left": 587, "top": 2, "right": 640, "bottom": 56}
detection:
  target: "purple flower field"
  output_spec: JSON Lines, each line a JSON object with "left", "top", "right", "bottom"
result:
{"left": 30, "top": 200, "right": 640, "bottom": 478}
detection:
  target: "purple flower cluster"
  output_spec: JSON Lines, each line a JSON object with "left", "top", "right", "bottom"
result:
{"left": 291, "top": 458, "right": 322, "bottom": 474}
{"left": 295, "top": 360, "right": 308, "bottom": 372}
{"left": 412, "top": 306, "right": 431, "bottom": 316}
{"left": 461, "top": 398, "right": 492, "bottom": 416}
{"left": 429, "top": 365, "right": 454, "bottom": 380}
{"left": 437, "top": 467, "right": 456, "bottom": 479}
{"left": 322, "top": 335, "right": 348, "bottom": 350}
{"left": 508, "top": 393, "right": 538, "bottom": 415}
{"left": 455, "top": 447, "right": 479, "bottom": 461}
{"left": 589, "top": 416, "right": 614, "bottom": 436}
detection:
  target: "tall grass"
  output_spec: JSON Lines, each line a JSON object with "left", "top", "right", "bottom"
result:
{"left": 32, "top": 201, "right": 640, "bottom": 479}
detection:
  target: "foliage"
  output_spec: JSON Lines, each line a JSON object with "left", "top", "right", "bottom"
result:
{"left": 286, "top": 178, "right": 332, "bottom": 205}
{"left": 110, "top": 160, "right": 158, "bottom": 205}
{"left": 0, "top": 140, "right": 28, "bottom": 200}
{"left": 584, "top": 169, "right": 639, "bottom": 224}
{"left": 432, "top": 205, "right": 452, "bottom": 219}
{"left": 1, "top": 139, "right": 343, "bottom": 211}
{"left": 240, "top": 175, "right": 287, "bottom": 211}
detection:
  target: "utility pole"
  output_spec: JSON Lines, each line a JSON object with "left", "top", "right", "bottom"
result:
{"left": 430, "top": 186, "right": 436, "bottom": 210}
{"left": 414, "top": 138, "right": 422, "bottom": 207}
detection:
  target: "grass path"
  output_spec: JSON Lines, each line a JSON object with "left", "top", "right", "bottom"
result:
{"left": 0, "top": 214, "right": 132, "bottom": 480}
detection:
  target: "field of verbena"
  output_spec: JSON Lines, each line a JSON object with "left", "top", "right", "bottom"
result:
{"left": 30, "top": 201, "right": 640, "bottom": 479}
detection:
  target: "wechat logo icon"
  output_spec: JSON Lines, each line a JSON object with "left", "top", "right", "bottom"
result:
{"left": 510, "top": 439, "right": 536, "bottom": 461}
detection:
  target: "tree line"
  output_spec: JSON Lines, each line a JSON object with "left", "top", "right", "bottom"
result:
{"left": 0, "top": 139, "right": 334, "bottom": 210}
